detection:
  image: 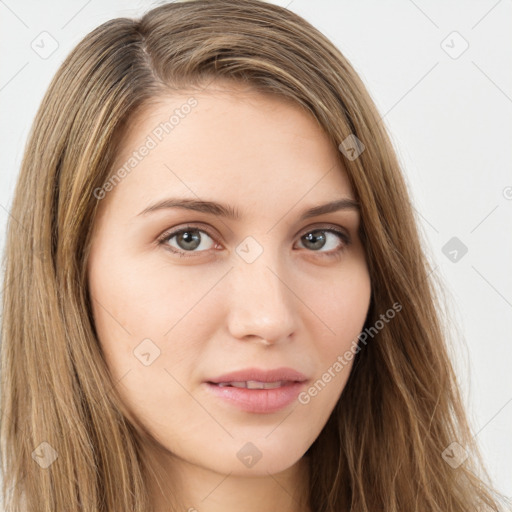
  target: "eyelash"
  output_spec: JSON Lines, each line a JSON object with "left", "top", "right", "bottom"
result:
{"left": 156, "top": 223, "right": 351, "bottom": 260}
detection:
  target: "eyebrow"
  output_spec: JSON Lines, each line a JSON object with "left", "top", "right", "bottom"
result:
{"left": 137, "top": 197, "right": 360, "bottom": 221}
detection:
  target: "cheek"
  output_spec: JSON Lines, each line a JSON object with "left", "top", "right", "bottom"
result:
{"left": 87, "top": 249, "right": 224, "bottom": 413}
{"left": 327, "top": 279, "right": 371, "bottom": 349}
{"left": 301, "top": 259, "right": 371, "bottom": 396}
{"left": 308, "top": 258, "right": 371, "bottom": 346}
{"left": 88, "top": 250, "right": 209, "bottom": 348}
{"left": 87, "top": 255, "right": 209, "bottom": 437}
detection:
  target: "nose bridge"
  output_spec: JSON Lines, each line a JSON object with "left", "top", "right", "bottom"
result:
{"left": 226, "top": 243, "right": 297, "bottom": 343}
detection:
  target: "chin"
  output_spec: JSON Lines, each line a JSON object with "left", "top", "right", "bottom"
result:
{"left": 210, "top": 434, "right": 312, "bottom": 476}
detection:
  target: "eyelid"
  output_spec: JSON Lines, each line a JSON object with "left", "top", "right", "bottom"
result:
{"left": 157, "top": 223, "right": 217, "bottom": 241}
{"left": 299, "top": 223, "right": 350, "bottom": 242}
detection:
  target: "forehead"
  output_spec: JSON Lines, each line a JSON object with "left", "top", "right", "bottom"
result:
{"left": 101, "top": 84, "right": 354, "bottom": 219}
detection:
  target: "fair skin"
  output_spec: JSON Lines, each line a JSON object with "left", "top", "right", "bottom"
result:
{"left": 87, "top": 81, "right": 371, "bottom": 512}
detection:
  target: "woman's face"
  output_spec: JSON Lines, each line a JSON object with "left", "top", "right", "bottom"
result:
{"left": 87, "top": 82, "right": 371, "bottom": 477}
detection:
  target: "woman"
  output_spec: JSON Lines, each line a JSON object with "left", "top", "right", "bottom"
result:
{"left": 0, "top": 0, "right": 508, "bottom": 510}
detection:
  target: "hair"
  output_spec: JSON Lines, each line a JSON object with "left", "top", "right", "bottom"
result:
{"left": 0, "top": 0, "right": 508, "bottom": 511}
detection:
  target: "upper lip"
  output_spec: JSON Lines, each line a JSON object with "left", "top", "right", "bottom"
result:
{"left": 207, "top": 367, "right": 308, "bottom": 384}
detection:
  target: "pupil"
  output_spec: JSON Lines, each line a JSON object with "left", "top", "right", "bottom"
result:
{"left": 303, "top": 231, "right": 325, "bottom": 250}
{"left": 178, "top": 230, "right": 201, "bottom": 250}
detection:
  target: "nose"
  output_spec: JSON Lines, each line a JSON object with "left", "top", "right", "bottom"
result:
{"left": 225, "top": 253, "right": 298, "bottom": 346}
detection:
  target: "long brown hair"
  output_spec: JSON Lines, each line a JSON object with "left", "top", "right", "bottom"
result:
{"left": 1, "top": 1, "right": 507, "bottom": 510}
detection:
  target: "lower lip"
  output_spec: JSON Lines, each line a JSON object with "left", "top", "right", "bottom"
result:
{"left": 204, "top": 381, "right": 307, "bottom": 414}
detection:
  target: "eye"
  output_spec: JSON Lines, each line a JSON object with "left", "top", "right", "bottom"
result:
{"left": 157, "top": 224, "right": 351, "bottom": 259}
{"left": 157, "top": 226, "right": 217, "bottom": 257}
{"left": 295, "top": 227, "right": 350, "bottom": 257}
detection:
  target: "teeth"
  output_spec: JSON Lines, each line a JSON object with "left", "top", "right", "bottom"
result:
{"left": 216, "top": 380, "right": 285, "bottom": 389}
{"left": 247, "top": 380, "right": 283, "bottom": 389}
{"left": 230, "top": 381, "right": 248, "bottom": 388}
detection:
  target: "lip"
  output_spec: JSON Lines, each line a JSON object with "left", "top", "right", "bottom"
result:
{"left": 204, "top": 367, "right": 308, "bottom": 414}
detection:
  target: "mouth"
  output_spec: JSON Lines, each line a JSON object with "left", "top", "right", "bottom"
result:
{"left": 203, "top": 369, "right": 308, "bottom": 413}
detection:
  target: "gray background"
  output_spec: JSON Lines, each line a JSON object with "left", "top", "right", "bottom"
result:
{"left": 1, "top": 0, "right": 510, "bottom": 500}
